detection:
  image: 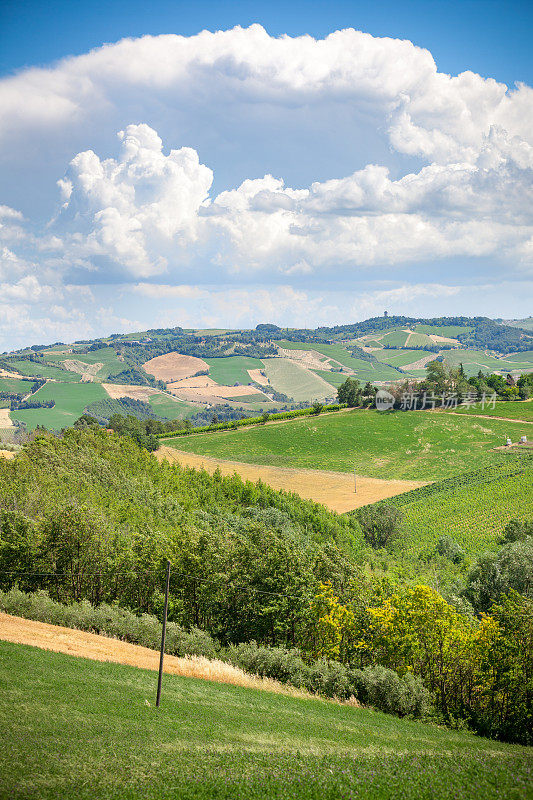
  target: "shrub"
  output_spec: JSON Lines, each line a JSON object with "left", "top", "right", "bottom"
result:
{"left": 0, "top": 588, "right": 218, "bottom": 659}
{"left": 435, "top": 535, "right": 465, "bottom": 564}
{"left": 352, "top": 665, "right": 433, "bottom": 718}
{"left": 357, "top": 503, "right": 403, "bottom": 548}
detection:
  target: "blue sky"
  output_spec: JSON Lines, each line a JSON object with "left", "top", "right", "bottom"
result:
{"left": 2, "top": 0, "right": 532, "bottom": 86}
{"left": 0, "top": 1, "right": 531, "bottom": 348}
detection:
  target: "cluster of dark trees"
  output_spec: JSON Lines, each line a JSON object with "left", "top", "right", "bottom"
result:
{"left": 336, "top": 378, "right": 377, "bottom": 407}
{"left": 377, "top": 362, "right": 533, "bottom": 409}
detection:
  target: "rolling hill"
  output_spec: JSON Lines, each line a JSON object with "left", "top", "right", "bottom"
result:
{"left": 1, "top": 641, "right": 530, "bottom": 800}
{"left": 1, "top": 315, "right": 532, "bottom": 432}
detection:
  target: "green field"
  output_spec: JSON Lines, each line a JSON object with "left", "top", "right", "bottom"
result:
{"left": 5, "top": 359, "right": 81, "bottom": 382}
{"left": 311, "top": 369, "right": 349, "bottom": 387}
{"left": 10, "top": 382, "right": 107, "bottom": 431}
{"left": 204, "top": 356, "right": 264, "bottom": 385}
{"left": 382, "top": 454, "right": 533, "bottom": 558}
{"left": 506, "top": 349, "right": 533, "bottom": 364}
{"left": 414, "top": 324, "right": 472, "bottom": 338}
{"left": 275, "top": 342, "right": 404, "bottom": 382}
{"left": 0, "top": 377, "right": 35, "bottom": 394}
{"left": 378, "top": 330, "right": 411, "bottom": 347}
{"left": 442, "top": 349, "right": 533, "bottom": 376}
{"left": 147, "top": 392, "right": 199, "bottom": 419}
{"left": 262, "top": 358, "right": 335, "bottom": 402}
{"left": 1, "top": 642, "right": 530, "bottom": 800}
{"left": 44, "top": 346, "right": 124, "bottom": 379}
{"left": 372, "top": 349, "right": 426, "bottom": 367}
{"left": 160, "top": 409, "right": 527, "bottom": 481}
{"left": 453, "top": 400, "right": 533, "bottom": 423}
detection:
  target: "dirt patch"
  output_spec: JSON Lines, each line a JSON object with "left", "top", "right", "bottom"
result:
{"left": 0, "top": 613, "right": 309, "bottom": 699}
{"left": 0, "top": 449, "right": 15, "bottom": 460}
{"left": 143, "top": 352, "right": 209, "bottom": 382}
{"left": 277, "top": 347, "right": 333, "bottom": 372}
{"left": 0, "top": 409, "right": 14, "bottom": 429}
{"left": 0, "top": 369, "right": 24, "bottom": 379}
{"left": 248, "top": 368, "right": 269, "bottom": 386}
{"left": 61, "top": 359, "right": 103, "bottom": 381}
{"left": 156, "top": 447, "right": 427, "bottom": 513}
{"left": 428, "top": 334, "right": 459, "bottom": 344}
{"left": 169, "top": 384, "right": 269, "bottom": 404}
{"left": 401, "top": 353, "right": 436, "bottom": 371}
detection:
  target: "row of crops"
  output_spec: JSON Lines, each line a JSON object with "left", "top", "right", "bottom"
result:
{"left": 358, "top": 452, "right": 533, "bottom": 558}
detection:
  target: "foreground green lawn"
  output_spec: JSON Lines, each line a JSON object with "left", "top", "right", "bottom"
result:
{"left": 161, "top": 410, "right": 528, "bottom": 480}
{"left": 1, "top": 642, "right": 531, "bottom": 800}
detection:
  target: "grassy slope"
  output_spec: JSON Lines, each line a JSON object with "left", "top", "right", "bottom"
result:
{"left": 372, "top": 349, "right": 426, "bottom": 367}
{"left": 0, "top": 377, "right": 35, "bottom": 394}
{"left": 204, "top": 356, "right": 264, "bottom": 385}
{"left": 383, "top": 455, "right": 533, "bottom": 558}
{"left": 443, "top": 350, "right": 533, "bottom": 376}
{"left": 1, "top": 642, "right": 530, "bottom": 800}
{"left": 274, "top": 342, "right": 403, "bottom": 382}
{"left": 453, "top": 401, "right": 533, "bottom": 423}
{"left": 262, "top": 358, "right": 334, "bottom": 402}
{"left": 147, "top": 393, "right": 199, "bottom": 419}
{"left": 414, "top": 324, "right": 472, "bottom": 337}
{"left": 5, "top": 359, "right": 81, "bottom": 382}
{"left": 160, "top": 409, "right": 523, "bottom": 481}
{"left": 10, "top": 382, "right": 107, "bottom": 431}
{"left": 44, "top": 347, "right": 124, "bottom": 379}
{"left": 507, "top": 349, "right": 533, "bottom": 363}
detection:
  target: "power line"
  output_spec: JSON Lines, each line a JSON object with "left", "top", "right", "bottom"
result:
{"left": 0, "top": 570, "right": 308, "bottom": 601}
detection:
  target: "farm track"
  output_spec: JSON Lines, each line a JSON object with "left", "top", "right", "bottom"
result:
{"left": 0, "top": 613, "right": 309, "bottom": 700}
{"left": 156, "top": 446, "right": 427, "bottom": 512}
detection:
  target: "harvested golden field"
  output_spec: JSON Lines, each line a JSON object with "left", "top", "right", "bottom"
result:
{"left": 0, "top": 613, "right": 307, "bottom": 699}
{"left": 103, "top": 383, "right": 163, "bottom": 401}
{"left": 0, "top": 409, "right": 14, "bottom": 428}
{"left": 143, "top": 352, "right": 209, "bottom": 382}
{"left": 156, "top": 446, "right": 426, "bottom": 512}
{"left": 247, "top": 368, "right": 269, "bottom": 386}
{"left": 167, "top": 376, "right": 218, "bottom": 389}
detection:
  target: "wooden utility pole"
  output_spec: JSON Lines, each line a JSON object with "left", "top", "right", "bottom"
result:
{"left": 156, "top": 560, "right": 171, "bottom": 708}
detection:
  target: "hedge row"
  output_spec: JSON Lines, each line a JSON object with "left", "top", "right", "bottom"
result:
{"left": 0, "top": 588, "right": 432, "bottom": 719}
{"left": 156, "top": 403, "right": 348, "bottom": 439}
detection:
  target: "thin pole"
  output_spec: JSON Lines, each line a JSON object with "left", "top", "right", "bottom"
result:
{"left": 354, "top": 467, "right": 357, "bottom": 493}
{"left": 156, "top": 560, "right": 171, "bottom": 708}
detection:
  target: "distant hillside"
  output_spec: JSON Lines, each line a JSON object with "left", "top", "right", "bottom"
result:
{"left": 1, "top": 315, "right": 532, "bottom": 432}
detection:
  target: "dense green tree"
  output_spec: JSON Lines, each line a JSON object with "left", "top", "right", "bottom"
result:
{"left": 337, "top": 377, "right": 361, "bottom": 407}
{"left": 357, "top": 503, "right": 403, "bottom": 549}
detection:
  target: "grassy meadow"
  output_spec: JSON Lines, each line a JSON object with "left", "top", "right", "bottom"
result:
{"left": 1, "top": 641, "right": 531, "bottom": 800}
{"left": 453, "top": 400, "right": 533, "bottom": 423}
{"left": 44, "top": 346, "right": 125, "bottom": 378}
{"left": 5, "top": 359, "right": 82, "bottom": 382}
{"left": 262, "top": 358, "right": 334, "bottom": 402}
{"left": 0, "top": 377, "right": 35, "bottom": 394}
{"left": 160, "top": 409, "right": 528, "bottom": 481}
{"left": 10, "top": 382, "right": 107, "bottom": 431}
{"left": 204, "top": 356, "right": 264, "bottom": 385}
